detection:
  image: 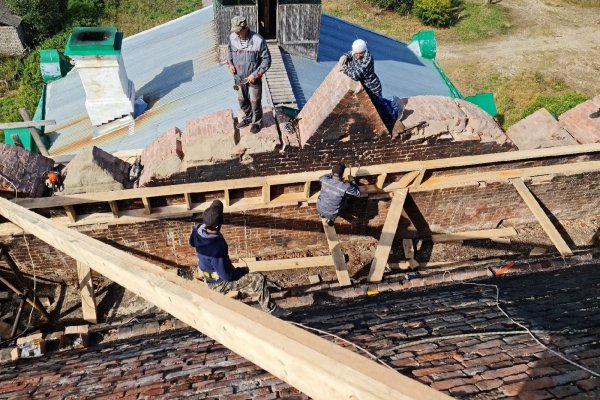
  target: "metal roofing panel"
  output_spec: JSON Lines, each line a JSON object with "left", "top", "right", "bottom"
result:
{"left": 286, "top": 14, "right": 452, "bottom": 108}
{"left": 44, "top": 6, "right": 241, "bottom": 157}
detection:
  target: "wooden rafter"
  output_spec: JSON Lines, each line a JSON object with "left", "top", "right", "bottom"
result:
{"left": 511, "top": 178, "right": 573, "bottom": 257}
{"left": 0, "top": 197, "right": 452, "bottom": 400}
{"left": 368, "top": 189, "right": 408, "bottom": 283}
{"left": 76, "top": 261, "right": 97, "bottom": 324}
{"left": 321, "top": 219, "right": 351, "bottom": 286}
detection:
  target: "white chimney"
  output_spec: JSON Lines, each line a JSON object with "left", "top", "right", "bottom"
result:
{"left": 65, "top": 27, "right": 135, "bottom": 128}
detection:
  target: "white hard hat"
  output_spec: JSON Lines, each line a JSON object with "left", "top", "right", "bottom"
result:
{"left": 352, "top": 39, "right": 367, "bottom": 54}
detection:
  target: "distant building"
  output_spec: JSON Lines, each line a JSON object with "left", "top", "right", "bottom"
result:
{"left": 0, "top": 0, "right": 26, "bottom": 55}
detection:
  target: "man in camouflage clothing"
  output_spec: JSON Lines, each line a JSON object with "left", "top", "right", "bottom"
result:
{"left": 189, "top": 200, "right": 290, "bottom": 317}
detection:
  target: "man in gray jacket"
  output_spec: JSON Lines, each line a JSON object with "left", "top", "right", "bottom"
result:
{"left": 227, "top": 16, "right": 271, "bottom": 134}
{"left": 317, "top": 163, "right": 361, "bottom": 226}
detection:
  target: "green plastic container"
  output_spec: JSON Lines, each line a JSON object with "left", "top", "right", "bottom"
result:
{"left": 464, "top": 93, "right": 497, "bottom": 117}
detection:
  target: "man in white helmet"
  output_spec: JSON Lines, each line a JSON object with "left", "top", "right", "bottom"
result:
{"left": 339, "top": 39, "right": 382, "bottom": 100}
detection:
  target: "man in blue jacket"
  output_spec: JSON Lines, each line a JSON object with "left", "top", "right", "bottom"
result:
{"left": 227, "top": 16, "right": 271, "bottom": 134}
{"left": 317, "top": 163, "right": 361, "bottom": 226}
{"left": 189, "top": 200, "right": 290, "bottom": 317}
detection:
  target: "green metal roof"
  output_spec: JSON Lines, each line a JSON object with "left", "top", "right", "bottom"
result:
{"left": 64, "top": 27, "right": 123, "bottom": 56}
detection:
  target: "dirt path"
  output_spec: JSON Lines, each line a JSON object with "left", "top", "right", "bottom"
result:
{"left": 437, "top": 0, "right": 600, "bottom": 95}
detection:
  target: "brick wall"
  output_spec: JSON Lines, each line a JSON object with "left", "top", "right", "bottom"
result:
{"left": 5, "top": 169, "right": 600, "bottom": 283}
{"left": 0, "top": 25, "right": 25, "bottom": 55}
{"left": 0, "top": 143, "right": 54, "bottom": 197}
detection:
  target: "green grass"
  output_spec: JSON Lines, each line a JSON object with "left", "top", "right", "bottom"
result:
{"left": 483, "top": 72, "right": 589, "bottom": 128}
{"left": 447, "top": 0, "right": 510, "bottom": 42}
{"left": 323, "top": 0, "right": 513, "bottom": 42}
{"left": 0, "top": 0, "right": 200, "bottom": 135}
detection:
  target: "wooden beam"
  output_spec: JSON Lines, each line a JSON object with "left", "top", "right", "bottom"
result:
{"left": 511, "top": 178, "right": 573, "bottom": 257}
{"left": 0, "top": 120, "right": 56, "bottom": 130}
{"left": 0, "top": 197, "right": 452, "bottom": 400}
{"left": 402, "top": 239, "right": 415, "bottom": 259}
{"left": 14, "top": 145, "right": 600, "bottom": 210}
{"left": 64, "top": 205, "right": 77, "bottom": 223}
{"left": 262, "top": 185, "right": 270, "bottom": 204}
{"left": 184, "top": 193, "right": 193, "bottom": 210}
{"left": 233, "top": 255, "right": 334, "bottom": 272}
{"left": 376, "top": 174, "right": 387, "bottom": 190}
{"left": 224, "top": 189, "right": 231, "bottom": 207}
{"left": 76, "top": 261, "right": 97, "bottom": 324}
{"left": 141, "top": 197, "right": 151, "bottom": 215}
{"left": 108, "top": 201, "right": 119, "bottom": 218}
{"left": 303, "top": 181, "right": 311, "bottom": 199}
{"left": 431, "top": 227, "right": 518, "bottom": 243}
{"left": 368, "top": 189, "right": 408, "bottom": 283}
{"left": 321, "top": 219, "right": 351, "bottom": 287}
{"left": 411, "top": 169, "right": 426, "bottom": 188}
{"left": 18, "top": 108, "right": 49, "bottom": 157}
{"left": 386, "top": 171, "right": 420, "bottom": 190}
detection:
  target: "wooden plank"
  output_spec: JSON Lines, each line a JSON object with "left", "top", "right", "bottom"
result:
{"left": 385, "top": 170, "right": 420, "bottom": 190}
{"left": 141, "top": 197, "right": 151, "bottom": 215}
{"left": 431, "top": 227, "right": 518, "bottom": 243}
{"left": 511, "top": 178, "right": 573, "bottom": 257}
{"left": 303, "top": 181, "right": 311, "bottom": 199}
{"left": 321, "top": 219, "right": 351, "bottom": 287}
{"left": 184, "top": 193, "right": 193, "bottom": 210}
{"left": 13, "top": 146, "right": 600, "bottom": 210}
{"left": 0, "top": 197, "right": 452, "bottom": 400}
{"left": 18, "top": 108, "right": 49, "bottom": 157}
{"left": 262, "top": 185, "right": 270, "bottom": 204}
{"left": 76, "top": 261, "right": 97, "bottom": 324}
{"left": 233, "top": 255, "right": 334, "bottom": 272}
{"left": 368, "top": 189, "right": 408, "bottom": 283}
{"left": 108, "top": 201, "right": 119, "bottom": 218}
{"left": 64, "top": 205, "right": 77, "bottom": 223}
{"left": 224, "top": 189, "right": 231, "bottom": 207}
{"left": 412, "top": 170, "right": 426, "bottom": 188}
{"left": 376, "top": 174, "right": 387, "bottom": 190}
{"left": 402, "top": 239, "right": 415, "bottom": 259}
{"left": 0, "top": 120, "right": 56, "bottom": 130}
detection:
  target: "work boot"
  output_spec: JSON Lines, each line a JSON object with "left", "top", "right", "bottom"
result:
{"left": 236, "top": 119, "right": 251, "bottom": 129}
{"left": 326, "top": 218, "right": 335, "bottom": 227}
{"left": 590, "top": 109, "right": 600, "bottom": 119}
{"left": 250, "top": 124, "right": 261, "bottom": 134}
{"left": 270, "top": 306, "right": 292, "bottom": 318}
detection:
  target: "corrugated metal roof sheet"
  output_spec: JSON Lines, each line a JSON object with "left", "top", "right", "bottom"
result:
{"left": 45, "top": 9, "right": 451, "bottom": 157}
{"left": 45, "top": 7, "right": 241, "bottom": 157}
{"left": 286, "top": 14, "right": 452, "bottom": 108}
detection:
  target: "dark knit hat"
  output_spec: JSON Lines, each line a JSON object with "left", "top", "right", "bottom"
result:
{"left": 203, "top": 200, "right": 224, "bottom": 229}
{"left": 332, "top": 162, "right": 345, "bottom": 176}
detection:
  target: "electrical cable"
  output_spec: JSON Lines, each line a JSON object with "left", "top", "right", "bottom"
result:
{"left": 289, "top": 320, "right": 396, "bottom": 371}
{"left": 441, "top": 270, "right": 600, "bottom": 378}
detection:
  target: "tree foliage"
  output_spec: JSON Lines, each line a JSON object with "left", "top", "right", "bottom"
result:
{"left": 413, "top": 0, "right": 462, "bottom": 28}
{"left": 369, "top": 0, "right": 414, "bottom": 14}
{"left": 5, "top": 0, "right": 68, "bottom": 46}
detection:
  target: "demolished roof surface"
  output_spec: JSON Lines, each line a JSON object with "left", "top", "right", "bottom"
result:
{"left": 0, "top": 143, "right": 53, "bottom": 197}
{"left": 286, "top": 14, "right": 452, "bottom": 108}
{"left": 0, "top": 262, "right": 598, "bottom": 398}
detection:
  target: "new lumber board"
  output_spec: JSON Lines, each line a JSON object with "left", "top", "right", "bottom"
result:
{"left": 368, "top": 189, "right": 408, "bottom": 282}
{"left": 0, "top": 197, "right": 452, "bottom": 400}
{"left": 0, "top": 120, "right": 56, "bottom": 129}
{"left": 431, "top": 227, "right": 518, "bottom": 243}
{"left": 321, "top": 219, "right": 351, "bottom": 287}
{"left": 76, "top": 261, "right": 97, "bottom": 324}
{"left": 233, "top": 255, "right": 334, "bottom": 272}
{"left": 511, "top": 178, "right": 573, "bottom": 257}
{"left": 16, "top": 145, "right": 600, "bottom": 210}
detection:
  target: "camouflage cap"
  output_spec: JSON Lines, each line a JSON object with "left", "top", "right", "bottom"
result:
{"left": 231, "top": 16, "right": 247, "bottom": 33}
